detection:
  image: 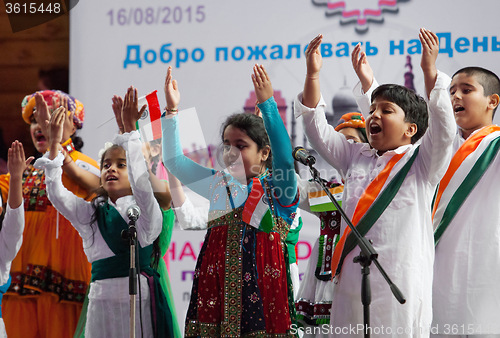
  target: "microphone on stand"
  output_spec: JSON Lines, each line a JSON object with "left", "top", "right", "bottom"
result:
{"left": 292, "top": 146, "right": 316, "bottom": 166}
{"left": 122, "top": 205, "right": 141, "bottom": 241}
{"left": 126, "top": 205, "right": 141, "bottom": 223}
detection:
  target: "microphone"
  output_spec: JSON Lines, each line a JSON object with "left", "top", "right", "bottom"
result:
{"left": 126, "top": 205, "right": 141, "bottom": 223}
{"left": 292, "top": 146, "right": 316, "bottom": 166}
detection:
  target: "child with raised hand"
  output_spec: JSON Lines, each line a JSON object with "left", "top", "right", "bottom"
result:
{"left": 34, "top": 88, "right": 175, "bottom": 338}
{"left": 430, "top": 50, "right": 500, "bottom": 338}
{"left": 162, "top": 65, "right": 298, "bottom": 337}
{"left": 0, "top": 141, "right": 33, "bottom": 338}
{"left": 295, "top": 31, "right": 455, "bottom": 337}
{"left": 0, "top": 90, "right": 98, "bottom": 338}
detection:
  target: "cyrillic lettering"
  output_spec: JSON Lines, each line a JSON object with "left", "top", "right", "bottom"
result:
{"left": 492, "top": 37, "right": 500, "bottom": 51}
{"left": 286, "top": 44, "right": 300, "bottom": 59}
{"left": 231, "top": 46, "right": 244, "bottom": 61}
{"left": 181, "top": 270, "right": 194, "bottom": 281}
{"left": 270, "top": 45, "right": 283, "bottom": 59}
{"left": 473, "top": 36, "right": 488, "bottom": 52}
{"left": 335, "top": 42, "right": 349, "bottom": 57}
{"left": 175, "top": 48, "right": 189, "bottom": 68}
{"left": 407, "top": 39, "right": 421, "bottom": 55}
{"left": 455, "top": 37, "right": 470, "bottom": 53}
{"left": 215, "top": 47, "right": 228, "bottom": 61}
{"left": 247, "top": 45, "right": 267, "bottom": 60}
{"left": 365, "top": 42, "right": 378, "bottom": 56}
{"left": 437, "top": 32, "right": 453, "bottom": 57}
{"left": 192, "top": 48, "right": 204, "bottom": 62}
{"left": 389, "top": 40, "right": 404, "bottom": 55}
{"left": 144, "top": 49, "right": 157, "bottom": 64}
{"left": 321, "top": 43, "right": 333, "bottom": 57}
{"left": 123, "top": 45, "right": 142, "bottom": 69}
{"left": 159, "top": 44, "right": 173, "bottom": 63}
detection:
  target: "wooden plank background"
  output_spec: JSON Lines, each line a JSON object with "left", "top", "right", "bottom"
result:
{"left": 0, "top": 8, "right": 69, "bottom": 167}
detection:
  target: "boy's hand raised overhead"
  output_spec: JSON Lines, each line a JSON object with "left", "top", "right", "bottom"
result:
{"left": 164, "top": 66, "right": 180, "bottom": 115}
{"left": 302, "top": 34, "right": 323, "bottom": 108}
{"left": 419, "top": 28, "right": 439, "bottom": 99}
{"left": 352, "top": 43, "right": 374, "bottom": 94}
{"left": 251, "top": 64, "right": 273, "bottom": 104}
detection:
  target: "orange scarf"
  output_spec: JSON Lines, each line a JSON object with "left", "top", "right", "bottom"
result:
{"left": 331, "top": 151, "right": 407, "bottom": 276}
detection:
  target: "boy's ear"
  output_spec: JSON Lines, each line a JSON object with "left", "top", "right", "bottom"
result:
{"left": 488, "top": 93, "right": 500, "bottom": 111}
{"left": 405, "top": 123, "right": 417, "bottom": 139}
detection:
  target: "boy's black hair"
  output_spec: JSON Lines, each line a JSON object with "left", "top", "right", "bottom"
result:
{"left": 220, "top": 113, "right": 272, "bottom": 169}
{"left": 371, "top": 84, "right": 428, "bottom": 144}
{"left": 452, "top": 66, "right": 500, "bottom": 116}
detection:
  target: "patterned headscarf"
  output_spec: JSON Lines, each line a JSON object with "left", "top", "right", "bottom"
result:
{"left": 21, "top": 90, "right": 85, "bottom": 129}
{"left": 334, "top": 112, "right": 366, "bottom": 140}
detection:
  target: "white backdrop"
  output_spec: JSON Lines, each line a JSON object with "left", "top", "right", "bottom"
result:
{"left": 70, "top": 0, "right": 500, "bottom": 333}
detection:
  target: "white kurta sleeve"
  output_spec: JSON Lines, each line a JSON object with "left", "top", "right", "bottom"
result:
{"left": 294, "top": 93, "right": 355, "bottom": 176}
{"left": 352, "top": 78, "right": 380, "bottom": 118}
{"left": 417, "top": 71, "right": 456, "bottom": 185}
{"left": 114, "top": 131, "right": 163, "bottom": 246}
{"left": 0, "top": 203, "right": 24, "bottom": 285}
{"left": 34, "top": 152, "right": 95, "bottom": 240}
{"left": 172, "top": 195, "right": 208, "bottom": 230}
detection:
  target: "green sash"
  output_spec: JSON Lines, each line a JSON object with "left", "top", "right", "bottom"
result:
{"left": 91, "top": 202, "right": 174, "bottom": 338}
{"left": 434, "top": 136, "right": 500, "bottom": 245}
{"left": 336, "top": 147, "right": 419, "bottom": 275}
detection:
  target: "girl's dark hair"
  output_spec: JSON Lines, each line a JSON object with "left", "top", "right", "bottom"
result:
{"left": 88, "top": 144, "right": 161, "bottom": 267}
{"left": 220, "top": 113, "right": 272, "bottom": 169}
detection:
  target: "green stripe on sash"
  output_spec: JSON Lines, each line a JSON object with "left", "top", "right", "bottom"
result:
{"left": 336, "top": 147, "right": 420, "bottom": 275}
{"left": 434, "top": 136, "right": 500, "bottom": 245}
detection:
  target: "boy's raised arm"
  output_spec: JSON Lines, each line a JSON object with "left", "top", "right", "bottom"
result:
{"left": 420, "top": 28, "right": 439, "bottom": 99}
{"left": 302, "top": 34, "right": 323, "bottom": 108}
{"left": 351, "top": 43, "right": 374, "bottom": 94}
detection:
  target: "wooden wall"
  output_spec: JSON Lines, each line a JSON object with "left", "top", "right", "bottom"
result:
{"left": 0, "top": 8, "right": 69, "bottom": 159}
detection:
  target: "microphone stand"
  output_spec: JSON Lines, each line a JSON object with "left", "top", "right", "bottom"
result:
{"left": 122, "top": 218, "right": 138, "bottom": 338}
{"left": 308, "top": 164, "right": 405, "bottom": 338}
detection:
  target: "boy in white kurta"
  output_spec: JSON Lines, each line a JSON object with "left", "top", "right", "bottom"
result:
{"left": 295, "top": 30, "right": 455, "bottom": 337}
{"left": 431, "top": 68, "right": 500, "bottom": 338}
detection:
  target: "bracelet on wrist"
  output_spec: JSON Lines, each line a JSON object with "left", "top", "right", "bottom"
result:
{"left": 61, "top": 138, "right": 75, "bottom": 154}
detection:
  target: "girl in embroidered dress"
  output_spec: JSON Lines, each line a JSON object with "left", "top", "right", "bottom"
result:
{"left": 34, "top": 87, "right": 175, "bottom": 338}
{"left": 162, "top": 65, "right": 299, "bottom": 337}
{"left": 0, "top": 91, "right": 99, "bottom": 338}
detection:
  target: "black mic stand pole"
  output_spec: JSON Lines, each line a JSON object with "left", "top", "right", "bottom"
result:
{"left": 308, "top": 164, "right": 406, "bottom": 338}
{"left": 122, "top": 218, "right": 138, "bottom": 338}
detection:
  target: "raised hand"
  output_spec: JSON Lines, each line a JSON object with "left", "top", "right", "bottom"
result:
{"left": 164, "top": 66, "right": 180, "bottom": 114}
{"left": 60, "top": 95, "right": 76, "bottom": 142}
{"left": 49, "top": 107, "right": 66, "bottom": 147}
{"left": 305, "top": 34, "right": 323, "bottom": 78}
{"left": 34, "top": 92, "right": 51, "bottom": 138}
{"left": 122, "top": 86, "right": 147, "bottom": 133}
{"left": 419, "top": 28, "right": 439, "bottom": 98}
{"left": 111, "top": 95, "right": 124, "bottom": 133}
{"left": 7, "top": 140, "right": 33, "bottom": 209}
{"left": 8, "top": 141, "right": 33, "bottom": 180}
{"left": 251, "top": 64, "right": 273, "bottom": 104}
{"left": 352, "top": 43, "right": 374, "bottom": 93}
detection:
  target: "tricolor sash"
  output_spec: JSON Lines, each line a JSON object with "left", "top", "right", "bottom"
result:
{"left": 332, "top": 147, "right": 419, "bottom": 277}
{"left": 433, "top": 126, "right": 500, "bottom": 245}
